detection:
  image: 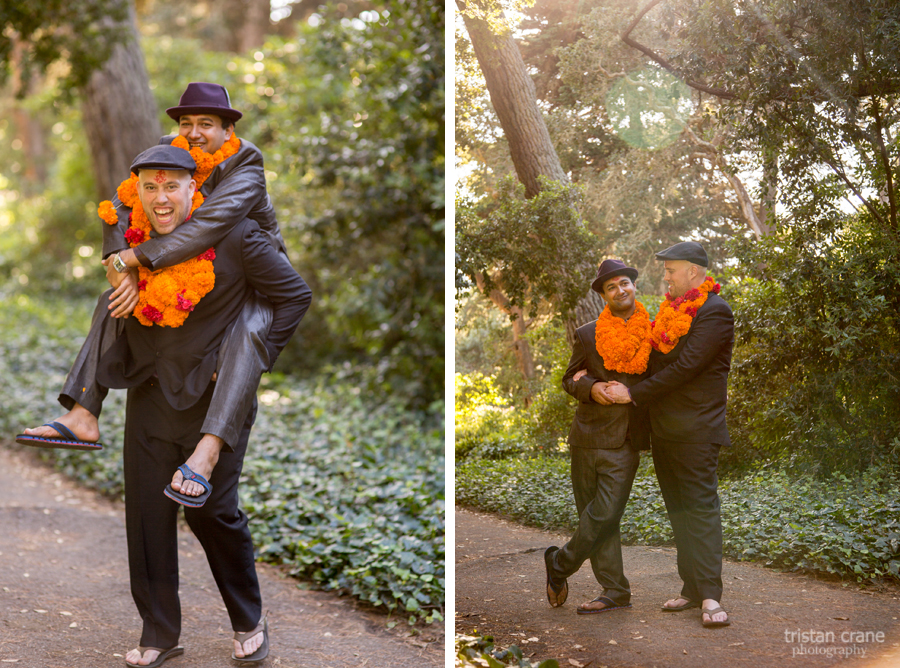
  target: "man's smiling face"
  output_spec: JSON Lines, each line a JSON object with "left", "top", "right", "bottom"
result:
{"left": 137, "top": 169, "right": 196, "bottom": 235}
{"left": 178, "top": 114, "right": 233, "bottom": 154}
{"left": 601, "top": 274, "right": 636, "bottom": 317}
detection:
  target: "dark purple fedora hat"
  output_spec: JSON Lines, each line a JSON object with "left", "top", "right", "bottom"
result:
{"left": 591, "top": 258, "right": 639, "bottom": 293}
{"left": 166, "top": 82, "right": 243, "bottom": 123}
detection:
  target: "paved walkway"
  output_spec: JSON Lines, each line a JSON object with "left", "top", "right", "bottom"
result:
{"left": 456, "top": 508, "right": 900, "bottom": 668}
{"left": 0, "top": 444, "right": 442, "bottom": 667}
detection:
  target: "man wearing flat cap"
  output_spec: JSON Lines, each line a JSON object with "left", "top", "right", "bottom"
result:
{"left": 95, "top": 144, "right": 311, "bottom": 666}
{"left": 606, "top": 240, "right": 733, "bottom": 628}
{"left": 543, "top": 259, "right": 652, "bottom": 615}
{"left": 21, "top": 82, "right": 288, "bottom": 490}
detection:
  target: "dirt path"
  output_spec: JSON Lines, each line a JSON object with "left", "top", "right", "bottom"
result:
{"left": 0, "top": 444, "right": 442, "bottom": 668}
{"left": 456, "top": 508, "right": 900, "bottom": 668}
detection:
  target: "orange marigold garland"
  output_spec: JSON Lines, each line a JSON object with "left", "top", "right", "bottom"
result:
{"left": 95, "top": 134, "right": 241, "bottom": 328}
{"left": 594, "top": 301, "right": 652, "bottom": 374}
{"left": 98, "top": 200, "right": 118, "bottom": 226}
{"left": 650, "top": 277, "right": 721, "bottom": 354}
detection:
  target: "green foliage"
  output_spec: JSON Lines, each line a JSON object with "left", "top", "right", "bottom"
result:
{"left": 456, "top": 633, "right": 560, "bottom": 668}
{"left": 0, "top": 0, "right": 127, "bottom": 95}
{"left": 518, "top": 324, "right": 576, "bottom": 451}
{"left": 0, "top": 294, "right": 444, "bottom": 623}
{"left": 226, "top": 3, "right": 445, "bottom": 406}
{"left": 454, "top": 371, "right": 521, "bottom": 460}
{"left": 456, "top": 177, "right": 600, "bottom": 319}
{"left": 457, "top": 454, "right": 900, "bottom": 584}
{"left": 725, "top": 219, "right": 900, "bottom": 474}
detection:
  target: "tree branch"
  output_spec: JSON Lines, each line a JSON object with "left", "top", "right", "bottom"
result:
{"left": 774, "top": 108, "right": 891, "bottom": 232}
{"left": 620, "top": 0, "right": 737, "bottom": 100}
{"left": 682, "top": 124, "right": 769, "bottom": 239}
{"left": 871, "top": 100, "right": 898, "bottom": 230}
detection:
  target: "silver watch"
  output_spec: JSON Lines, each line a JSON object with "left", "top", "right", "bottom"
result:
{"left": 112, "top": 253, "right": 127, "bottom": 273}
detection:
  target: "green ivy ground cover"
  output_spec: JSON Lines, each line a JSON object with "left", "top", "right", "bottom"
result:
{"left": 0, "top": 295, "right": 444, "bottom": 624}
{"left": 456, "top": 633, "right": 559, "bottom": 668}
{"left": 457, "top": 455, "right": 900, "bottom": 584}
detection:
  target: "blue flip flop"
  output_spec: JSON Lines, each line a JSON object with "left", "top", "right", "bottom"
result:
{"left": 163, "top": 464, "right": 212, "bottom": 508}
{"left": 15, "top": 421, "right": 103, "bottom": 451}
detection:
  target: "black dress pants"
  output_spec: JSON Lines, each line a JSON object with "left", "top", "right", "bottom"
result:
{"left": 651, "top": 436, "right": 723, "bottom": 602}
{"left": 123, "top": 378, "right": 262, "bottom": 649}
{"left": 549, "top": 444, "right": 640, "bottom": 604}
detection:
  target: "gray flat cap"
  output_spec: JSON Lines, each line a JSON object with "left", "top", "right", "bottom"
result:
{"left": 130, "top": 145, "right": 197, "bottom": 176}
{"left": 655, "top": 241, "right": 708, "bottom": 267}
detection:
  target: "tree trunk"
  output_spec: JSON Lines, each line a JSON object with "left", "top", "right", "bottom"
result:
{"left": 460, "top": 2, "right": 603, "bottom": 349}
{"left": 566, "top": 288, "right": 604, "bottom": 342}
{"left": 80, "top": 0, "right": 160, "bottom": 201}
{"left": 475, "top": 272, "right": 537, "bottom": 391}
{"left": 459, "top": 6, "right": 567, "bottom": 198}
{"left": 9, "top": 39, "right": 47, "bottom": 195}
{"left": 222, "top": 0, "right": 271, "bottom": 52}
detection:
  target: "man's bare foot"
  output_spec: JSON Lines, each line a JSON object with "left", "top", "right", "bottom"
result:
{"left": 702, "top": 598, "right": 729, "bottom": 624}
{"left": 233, "top": 630, "right": 264, "bottom": 658}
{"left": 125, "top": 647, "right": 160, "bottom": 666}
{"left": 22, "top": 404, "right": 100, "bottom": 442}
{"left": 661, "top": 596, "right": 699, "bottom": 611}
{"left": 169, "top": 434, "right": 223, "bottom": 497}
{"left": 578, "top": 595, "right": 629, "bottom": 613}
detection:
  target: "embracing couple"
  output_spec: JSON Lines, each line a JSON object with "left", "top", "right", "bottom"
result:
{"left": 544, "top": 241, "right": 733, "bottom": 629}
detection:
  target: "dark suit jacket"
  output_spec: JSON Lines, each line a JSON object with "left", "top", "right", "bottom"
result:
{"left": 563, "top": 320, "right": 650, "bottom": 451}
{"left": 98, "top": 219, "right": 311, "bottom": 413}
{"left": 103, "top": 137, "right": 287, "bottom": 267}
{"left": 629, "top": 292, "right": 733, "bottom": 446}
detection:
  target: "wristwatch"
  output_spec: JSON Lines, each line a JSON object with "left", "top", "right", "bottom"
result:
{"left": 112, "top": 253, "right": 127, "bottom": 273}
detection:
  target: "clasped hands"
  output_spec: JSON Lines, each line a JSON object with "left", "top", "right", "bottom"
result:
{"left": 573, "top": 369, "right": 632, "bottom": 405}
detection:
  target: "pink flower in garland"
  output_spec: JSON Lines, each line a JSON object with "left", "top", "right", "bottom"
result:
{"left": 138, "top": 279, "right": 147, "bottom": 291}
{"left": 176, "top": 291, "right": 195, "bottom": 312}
{"left": 142, "top": 305, "right": 163, "bottom": 323}
{"left": 197, "top": 248, "right": 216, "bottom": 261}
{"left": 125, "top": 227, "right": 146, "bottom": 245}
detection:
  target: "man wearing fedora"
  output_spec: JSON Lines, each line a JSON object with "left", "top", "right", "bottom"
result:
{"left": 20, "top": 83, "right": 288, "bottom": 492}
{"left": 96, "top": 144, "right": 310, "bottom": 666}
{"left": 544, "top": 259, "right": 651, "bottom": 615}
{"left": 606, "top": 241, "right": 733, "bottom": 628}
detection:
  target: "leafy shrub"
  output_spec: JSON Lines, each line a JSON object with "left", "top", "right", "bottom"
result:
{"left": 0, "top": 293, "right": 444, "bottom": 623}
{"left": 456, "top": 633, "right": 560, "bottom": 668}
{"left": 725, "top": 220, "right": 900, "bottom": 475}
{"left": 457, "top": 454, "right": 900, "bottom": 583}
{"left": 455, "top": 372, "right": 521, "bottom": 459}
{"left": 518, "top": 325, "right": 575, "bottom": 453}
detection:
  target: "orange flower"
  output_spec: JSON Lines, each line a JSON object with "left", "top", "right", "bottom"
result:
{"left": 117, "top": 176, "right": 140, "bottom": 208}
{"left": 650, "top": 277, "right": 720, "bottom": 353}
{"left": 594, "top": 301, "right": 652, "bottom": 374}
{"left": 98, "top": 200, "right": 118, "bottom": 225}
{"left": 133, "top": 256, "right": 216, "bottom": 328}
